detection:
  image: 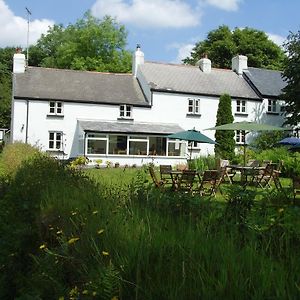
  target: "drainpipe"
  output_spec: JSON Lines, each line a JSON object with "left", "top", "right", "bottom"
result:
{"left": 25, "top": 100, "right": 29, "bottom": 143}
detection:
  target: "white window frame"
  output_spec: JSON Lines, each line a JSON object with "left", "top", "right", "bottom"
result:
{"left": 236, "top": 99, "right": 247, "bottom": 114}
{"left": 267, "top": 99, "right": 277, "bottom": 113}
{"left": 48, "top": 131, "right": 63, "bottom": 151}
{"left": 120, "top": 104, "right": 132, "bottom": 119}
{"left": 167, "top": 139, "right": 186, "bottom": 157}
{"left": 236, "top": 130, "right": 245, "bottom": 144}
{"left": 188, "top": 98, "right": 201, "bottom": 115}
{"left": 128, "top": 135, "right": 148, "bottom": 155}
{"left": 49, "top": 101, "right": 63, "bottom": 115}
{"left": 86, "top": 133, "right": 108, "bottom": 155}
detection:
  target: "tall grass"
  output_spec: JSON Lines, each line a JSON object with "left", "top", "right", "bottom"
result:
{"left": 0, "top": 144, "right": 299, "bottom": 299}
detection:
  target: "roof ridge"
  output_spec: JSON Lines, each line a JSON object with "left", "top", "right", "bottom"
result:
{"left": 27, "top": 66, "right": 132, "bottom": 76}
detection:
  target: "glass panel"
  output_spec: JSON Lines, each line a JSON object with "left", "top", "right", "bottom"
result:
{"left": 126, "top": 106, "right": 131, "bottom": 117}
{"left": 49, "top": 132, "right": 54, "bottom": 140}
{"left": 49, "top": 141, "right": 54, "bottom": 149}
{"left": 149, "top": 137, "right": 166, "bottom": 156}
{"left": 129, "top": 141, "right": 147, "bottom": 155}
{"left": 57, "top": 108, "right": 62, "bottom": 114}
{"left": 87, "top": 139, "right": 107, "bottom": 154}
{"left": 108, "top": 135, "right": 127, "bottom": 155}
{"left": 56, "top": 133, "right": 62, "bottom": 140}
{"left": 57, "top": 102, "right": 62, "bottom": 108}
{"left": 168, "top": 142, "right": 184, "bottom": 156}
{"left": 56, "top": 141, "right": 61, "bottom": 149}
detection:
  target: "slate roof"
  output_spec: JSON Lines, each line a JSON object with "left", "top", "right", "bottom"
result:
{"left": 78, "top": 120, "right": 183, "bottom": 135}
{"left": 243, "top": 67, "right": 287, "bottom": 98}
{"left": 139, "top": 62, "right": 260, "bottom": 100}
{"left": 14, "top": 67, "right": 148, "bottom": 106}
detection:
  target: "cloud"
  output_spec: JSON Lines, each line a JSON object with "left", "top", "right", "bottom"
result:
{"left": 0, "top": 0, "right": 54, "bottom": 47}
{"left": 201, "top": 0, "right": 242, "bottom": 11}
{"left": 267, "top": 33, "right": 286, "bottom": 47}
{"left": 91, "top": 0, "right": 201, "bottom": 28}
{"left": 168, "top": 43, "right": 195, "bottom": 63}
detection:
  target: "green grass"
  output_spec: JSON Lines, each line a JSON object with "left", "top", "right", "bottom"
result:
{"left": 0, "top": 151, "right": 299, "bottom": 299}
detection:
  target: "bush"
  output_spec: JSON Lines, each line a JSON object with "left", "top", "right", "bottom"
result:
{"left": 1, "top": 142, "right": 39, "bottom": 177}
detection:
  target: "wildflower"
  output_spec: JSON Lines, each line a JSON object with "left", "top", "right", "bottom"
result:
{"left": 102, "top": 251, "right": 109, "bottom": 256}
{"left": 278, "top": 208, "right": 284, "bottom": 213}
{"left": 58, "top": 297, "right": 64, "bottom": 300}
{"left": 68, "top": 237, "right": 80, "bottom": 245}
{"left": 111, "top": 296, "right": 118, "bottom": 300}
{"left": 82, "top": 290, "right": 89, "bottom": 295}
{"left": 92, "top": 291, "right": 97, "bottom": 296}
{"left": 92, "top": 210, "right": 98, "bottom": 215}
{"left": 39, "top": 244, "right": 47, "bottom": 250}
{"left": 71, "top": 211, "right": 77, "bottom": 216}
{"left": 97, "top": 229, "right": 105, "bottom": 235}
{"left": 56, "top": 230, "right": 63, "bottom": 235}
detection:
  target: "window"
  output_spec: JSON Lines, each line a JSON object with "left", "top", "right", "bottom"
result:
{"left": 120, "top": 105, "right": 132, "bottom": 118}
{"left": 236, "top": 130, "right": 245, "bottom": 144}
{"left": 86, "top": 133, "right": 108, "bottom": 155}
{"left": 167, "top": 140, "right": 186, "bottom": 156}
{"left": 49, "top": 101, "right": 63, "bottom": 115}
{"left": 128, "top": 136, "right": 148, "bottom": 155}
{"left": 149, "top": 137, "right": 167, "bottom": 156}
{"left": 188, "top": 98, "right": 200, "bottom": 115}
{"left": 267, "top": 99, "right": 277, "bottom": 113}
{"left": 49, "top": 132, "right": 63, "bottom": 150}
{"left": 108, "top": 135, "right": 128, "bottom": 155}
{"left": 236, "top": 100, "right": 247, "bottom": 114}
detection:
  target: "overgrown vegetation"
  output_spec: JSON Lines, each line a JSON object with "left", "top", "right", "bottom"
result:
{"left": 0, "top": 143, "right": 299, "bottom": 299}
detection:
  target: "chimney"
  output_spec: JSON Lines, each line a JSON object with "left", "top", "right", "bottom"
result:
{"left": 196, "top": 54, "right": 211, "bottom": 73}
{"left": 232, "top": 55, "right": 248, "bottom": 76}
{"left": 132, "top": 44, "right": 144, "bottom": 77}
{"left": 13, "top": 48, "right": 26, "bottom": 73}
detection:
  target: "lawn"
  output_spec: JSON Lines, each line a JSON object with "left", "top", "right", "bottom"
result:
{"left": 0, "top": 149, "right": 299, "bottom": 299}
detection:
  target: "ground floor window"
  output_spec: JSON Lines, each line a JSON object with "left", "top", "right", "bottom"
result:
{"left": 49, "top": 131, "right": 63, "bottom": 150}
{"left": 86, "top": 133, "right": 107, "bottom": 154}
{"left": 85, "top": 133, "right": 186, "bottom": 157}
{"left": 236, "top": 130, "right": 245, "bottom": 144}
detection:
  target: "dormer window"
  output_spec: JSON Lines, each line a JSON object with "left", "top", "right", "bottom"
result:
{"left": 120, "top": 104, "right": 132, "bottom": 119}
{"left": 188, "top": 98, "right": 200, "bottom": 115}
{"left": 49, "top": 101, "right": 63, "bottom": 115}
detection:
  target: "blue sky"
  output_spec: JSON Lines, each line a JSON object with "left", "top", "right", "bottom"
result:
{"left": 1, "top": 0, "right": 299, "bottom": 64}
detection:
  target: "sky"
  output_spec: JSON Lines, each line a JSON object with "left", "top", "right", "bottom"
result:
{"left": 1, "top": 0, "right": 299, "bottom": 64}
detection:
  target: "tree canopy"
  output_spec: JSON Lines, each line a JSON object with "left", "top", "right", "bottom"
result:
{"left": 29, "top": 12, "right": 132, "bottom": 73}
{"left": 281, "top": 30, "right": 300, "bottom": 127}
{"left": 184, "top": 25, "right": 285, "bottom": 70}
{"left": 0, "top": 47, "right": 16, "bottom": 128}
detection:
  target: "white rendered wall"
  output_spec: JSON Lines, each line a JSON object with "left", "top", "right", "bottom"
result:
{"left": 12, "top": 92, "right": 285, "bottom": 165}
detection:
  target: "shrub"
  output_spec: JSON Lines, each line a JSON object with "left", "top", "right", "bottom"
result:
{"left": 1, "top": 142, "right": 39, "bottom": 177}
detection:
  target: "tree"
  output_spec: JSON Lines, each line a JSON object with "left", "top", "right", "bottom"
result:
{"left": 0, "top": 47, "right": 16, "bottom": 128}
{"left": 29, "top": 12, "right": 132, "bottom": 73}
{"left": 214, "top": 94, "right": 235, "bottom": 160}
{"left": 281, "top": 30, "right": 300, "bottom": 127}
{"left": 184, "top": 26, "right": 285, "bottom": 70}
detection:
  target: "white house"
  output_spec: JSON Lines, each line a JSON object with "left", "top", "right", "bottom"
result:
{"left": 10, "top": 46, "right": 286, "bottom": 166}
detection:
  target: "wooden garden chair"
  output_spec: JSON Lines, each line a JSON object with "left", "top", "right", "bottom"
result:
{"left": 198, "top": 170, "right": 221, "bottom": 196}
{"left": 149, "top": 166, "right": 164, "bottom": 188}
{"left": 177, "top": 170, "right": 197, "bottom": 193}
{"left": 159, "top": 165, "right": 173, "bottom": 185}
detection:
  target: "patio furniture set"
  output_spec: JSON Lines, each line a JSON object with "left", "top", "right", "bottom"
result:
{"left": 149, "top": 160, "right": 284, "bottom": 197}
